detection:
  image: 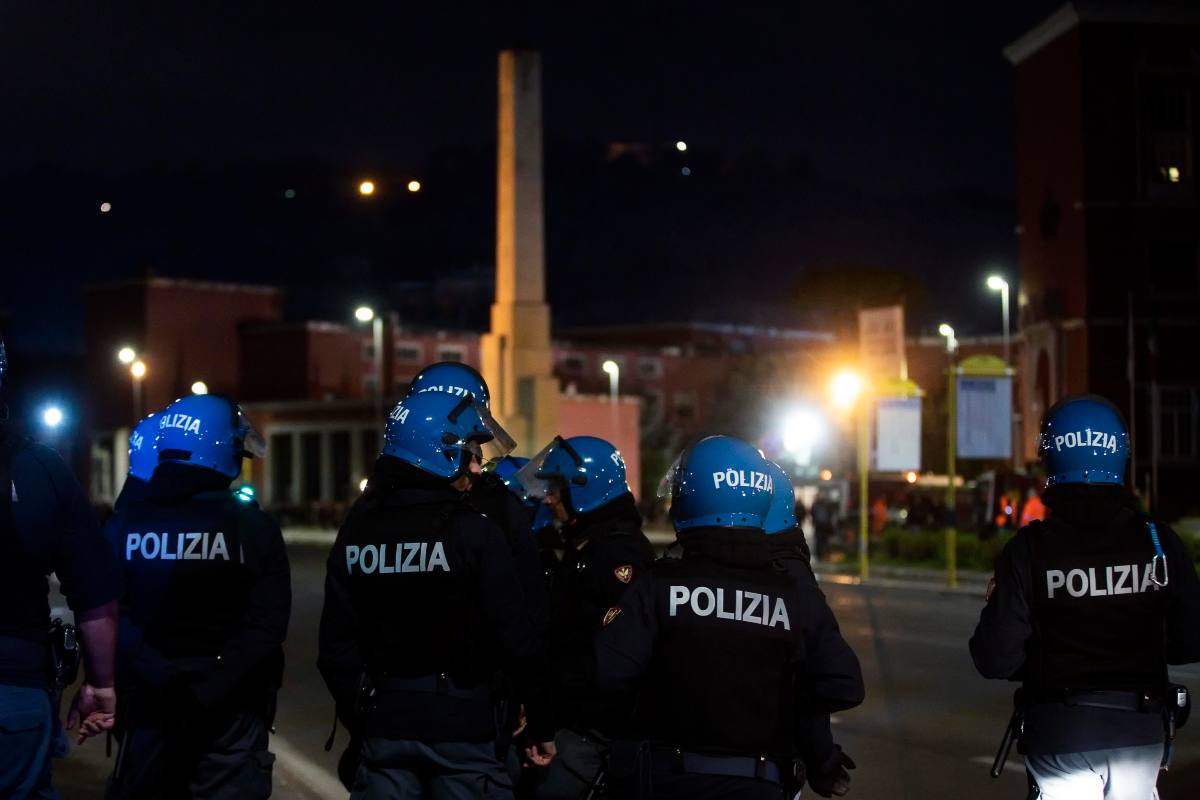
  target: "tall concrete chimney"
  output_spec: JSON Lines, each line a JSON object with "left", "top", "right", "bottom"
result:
{"left": 481, "top": 50, "right": 560, "bottom": 453}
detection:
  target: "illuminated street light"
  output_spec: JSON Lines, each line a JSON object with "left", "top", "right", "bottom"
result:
{"left": 358, "top": 180, "right": 376, "bottom": 196}
{"left": 359, "top": 478, "right": 369, "bottom": 493}
{"left": 355, "top": 306, "right": 384, "bottom": 421}
{"left": 938, "top": 323, "right": 957, "bottom": 354}
{"left": 100, "top": 202, "right": 112, "bottom": 213}
{"left": 130, "top": 360, "right": 147, "bottom": 379}
{"left": 407, "top": 180, "right": 421, "bottom": 193}
{"left": 602, "top": 360, "right": 620, "bottom": 436}
{"left": 675, "top": 140, "right": 688, "bottom": 152}
{"left": 986, "top": 274, "right": 1011, "bottom": 364}
{"left": 42, "top": 406, "right": 64, "bottom": 429}
{"left": 830, "top": 370, "right": 864, "bottom": 411}
{"left": 117, "top": 346, "right": 136, "bottom": 365}
{"left": 191, "top": 381, "right": 209, "bottom": 395}
{"left": 1168, "top": 166, "right": 1181, "bottom": 183}
{"left": 905, "top": 471, "right": 919, "bottom": 484}
{"left": 820, "top": 469, "right": 833, "bottom": 481}
{"left": 782, "top": 409, "right": 823, "bottom": 460}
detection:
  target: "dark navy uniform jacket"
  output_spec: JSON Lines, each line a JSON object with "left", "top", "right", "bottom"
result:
{"left": 104, "top": 464, "right": 291, "bottom": 712}
{"left": 597, "top": 528, "right": 864, "bottom": 760}
{"left": 318, "top": 457, "right": 552, "bottom": 743}
{"left": 547, "top": 492, "right": 654, "bottom": 733}
{"left": 0, "top": 434, "right": 121, "bottom": 687}
{"left": 971, "top": 491, "right": 1200, "bottom": 753}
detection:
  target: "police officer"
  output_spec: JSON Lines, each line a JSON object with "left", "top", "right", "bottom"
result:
{"left": 763, "top": 459, "right": 861, "bottom": 798}
{"left": 596, "top": 436, "right": 866, "bottom": 799}
{"left": 406, "top": 363, "right": 549, "bottom": 624}
{"left": 112, "top": 411, "right": 160, "bottom": 515}
{"left": 0, "top": 335, "right": 122, "bottom": 797}
{"left": 318, "top": 392, "right": 556, "bottom": 799}
{"left": 491, "top": 455, "right": 561, "bottom": 586}
{"left": 516, "top": 435, "right": 655, "bottom": 798}
{"left": 406, "top": 364, "right": 553, "bottom": 779}
{"left": 970, "top": 395, "right": 1200, "bottom": 800}
{"left": 105, "top": 393, "right": 290, "bottom": 799}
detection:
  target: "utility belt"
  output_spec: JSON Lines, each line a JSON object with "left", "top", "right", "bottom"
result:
{"left": 0, "top": 624, "right": 78, "bottom": 691}
{"left": 991, "top": 685, "right": 1191, "bottom": 778}
{"left": 606, "top": 740, "right": 802, "bottom": 799}
{"left": 355, "top": 670, "right": 499, "bottom": 743}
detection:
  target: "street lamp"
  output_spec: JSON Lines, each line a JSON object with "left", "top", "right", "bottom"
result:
{"left": 938, "top": 323, "right": 957, "bottom": 354}
{"left": 830, "top": 370, "right": 863, "bottom": 411}
{"left": 675, "top": 140, "right": 688, "bottom": 152}
{"left": 783, "top": 409, "right": 823, "bottom": 464}
{"left": 602, "top": 360, "right": 620, "bottom": 437}
{"left": 829, "top": 369, "right": 869, "bottom": 579}
{"left": 355, "top": 306, "right": 385, "bottom": 422}
{"left": 407, "top": 180, "right": 421, "bottom": 193}
{"left": 130, "top": 360, "right": 147, "bottom": 419}
{"left": 41, "top": 406, "right": 64, "bottom": 429}
{"left": 987, "top": 275, "right": 1010, "bottom": 364}
{"left": 191, "top": 381, "right": 209, "bottom": 395}
{"left": 358, "top": 180, "right": 376, "bottom": 196}
{"left": 117, "top": 346, "right": 136, "bottom": 365}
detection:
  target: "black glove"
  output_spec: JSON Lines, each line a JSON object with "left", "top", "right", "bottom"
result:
{"left": 807, "top": 746, "right": 856, "bottom": 797}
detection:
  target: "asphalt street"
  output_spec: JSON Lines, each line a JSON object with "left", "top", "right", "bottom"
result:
{"left": 56, "top": 541, "right": 1200, "bottom": 798}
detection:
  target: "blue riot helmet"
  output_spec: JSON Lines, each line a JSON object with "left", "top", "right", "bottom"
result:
{"left": 155, "top": 394, "right": 267, "bottom": 479}
{"left": 382, "top": 392, "right": 515, "bottom": 480}
{"left": 658, "top": 435, "right": 774, "bottom": 532}
{"left": 1039, "top": 395, "right": 1130, "bottom": 487}
{"left": 763, "top": 459, "right": 798, "bottom": 535}
{"left": 406, "top": 362, "right": 491, "bottom": 409}
{"left": 489, "top": 455, "right": 537, "bottom": 506}
{"left": 127, "top": 412, "right": 161, "bottom": 482}
{"left": 517, "top": 435, "right": 631, "bottom": 517}
{"left": 531, "top": 502, "right": 557, "bottom": 535}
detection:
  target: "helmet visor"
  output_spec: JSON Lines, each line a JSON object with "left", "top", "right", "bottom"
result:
{"left": 657, "top": 447, "right": 694, "bottom": 500}
{"left": 514, "top": 436, "right": 567, "bottom": 499}
{"left": 446, "top": 398, "right": 516, "bottom": 463}
{"left": 237, "top": 412, "right": 268, "bottom": 459}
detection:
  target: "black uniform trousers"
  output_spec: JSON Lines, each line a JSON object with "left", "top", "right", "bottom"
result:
{"left": 106, "top": 691, "right": 275, "bottom": 800}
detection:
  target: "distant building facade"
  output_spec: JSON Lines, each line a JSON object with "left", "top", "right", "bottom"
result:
{"left": 1005, "top": 1, "right": 1200, "bottom": 516}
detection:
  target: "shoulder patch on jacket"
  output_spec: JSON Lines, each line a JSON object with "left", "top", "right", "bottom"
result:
{"left": 603, "top": 607, "right": 622, "bottom": 626}
{"left": 614, "top": 564, "right": 633, "bottom": 584}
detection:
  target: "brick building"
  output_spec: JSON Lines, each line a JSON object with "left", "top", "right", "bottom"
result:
{"left": 1005, "top": 1, "right": 1200, "bottom": 515}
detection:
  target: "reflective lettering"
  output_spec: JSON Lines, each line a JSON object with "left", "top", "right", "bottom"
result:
{"left": 768, "top": 598, "right": 792, "bottom": 630}
{"left": 669, "top": 585, "right": 689, "bottom": 616}
{"left": 691, "top": 586, "right": 715, "bottom": 616}
{"left": 1066, "top": 569, "right": 1088, "bottom": 597}
{"left": 1046, "top": 569, "right": 1065, "bottom": 598}
{"left": 716, "top": 588, "right": 736, "bottom": 620}
{"left": 1113, "top": 565, "right": 1132, "bottom": 595}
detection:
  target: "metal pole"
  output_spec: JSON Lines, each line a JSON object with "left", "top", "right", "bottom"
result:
{"left": 608, "top": 369, "right": 619, "bottom": 439}
{"left": 946, "top": 364, "right": 958, "bottom": 588}
{"left": 132, "top": 378, "right": 142, "bottom": 422}
{"left": 373, "top": 315, "right": 384, "bottom": 421}
{"left": 1001, "top": 284, "right": 1011, "bottom": 366}
{"left": 858, "top": 404, "right": 869, "bottom": 581}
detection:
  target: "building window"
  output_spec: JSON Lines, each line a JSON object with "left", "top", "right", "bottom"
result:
{"left": 332, "top": 431, "right": 352, "bottom": 502}
{"left": 1158, "top": 387, "right": 1198, "bottom": 462}
{"left": 437, "top": 346, "right": 466, "bottom": 363}
{"left": 642, "top": 389, "right": 664, "bottom": 426}
{"left": 394, "top": 342, "right": 423, "bottom": 363}
{"left": 560, "top": 354, "right": 587, "bottom": 374}
{"left": 638, "top": 357, "right": 663, "bottom": 379}
{"left": 270, "top": 433, "right": 294, "bottom": 505}
{"left": 673, "top": 391, "right": 697, "bottom": 421}
{"left": 301, "top": 432, "right": 322, "bottom": 502}
{"left": 1141, "top": 81, "right": 1193, "bottom": 194}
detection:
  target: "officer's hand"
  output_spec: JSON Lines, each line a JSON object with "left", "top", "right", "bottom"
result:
{"left": 524, "top": 740, "right": 557, "bottom": 768}
{"left": 67, "top": 684, "right": 117, "bottom": 744}
{"left": 512, "top": 703, "right": 527, "bottom": 737}
{"left": 986, "top": 576, "right": 997, "bottom": 602}
{"left": 808, "top": 747, "right": 856, "bottom": 797}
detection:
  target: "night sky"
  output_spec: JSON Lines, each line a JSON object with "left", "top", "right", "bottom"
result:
{"left": 1, "top": 1, "right": 1062, "bottom": 353}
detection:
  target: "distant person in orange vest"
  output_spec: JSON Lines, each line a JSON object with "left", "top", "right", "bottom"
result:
{"left": 1020, "top": 489, "right": 1046, "bottom": 527}
{"left": 870, "top": 496, "right": 888, "bottom": 535}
